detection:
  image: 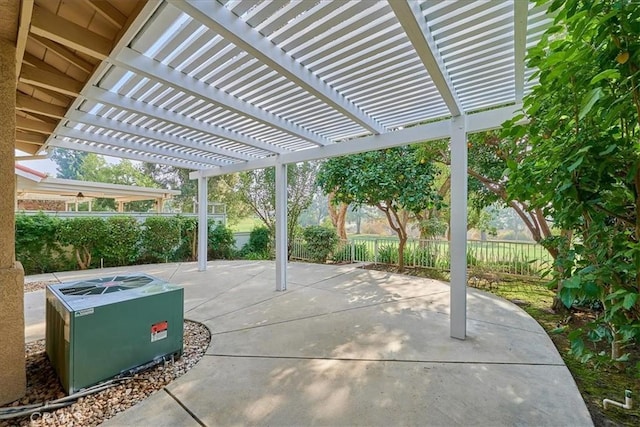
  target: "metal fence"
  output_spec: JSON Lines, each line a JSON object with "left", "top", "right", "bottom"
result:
{"left": 291, "top": 237, "right": 552, "bottom": 277}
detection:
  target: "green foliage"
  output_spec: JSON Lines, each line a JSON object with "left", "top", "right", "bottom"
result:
{"left": 141, "top": 216, "right": 181, "bottom": 263}
{"left": 317, "top": 146, "right": 441, "bottom": 271}
{"left": 237, "top": 162, "right": 318, "bottom": 250}
{"left": 332, "top": 242, "right": 370, "bottom": 263}
{"left": 174, "top": 216, "right": 198, "bottom": 261}
{"left": 57, "top": 217, "right": 108, "bottom": 269}
{"left": 50, "top": 148, "right": 87, "bottom": 179}
{"left": 377, "top": 245, "right": 399, "bottom": 264}
{"left": 102, "top": 217, "right": 141, "bottom": 267}
{"left": 302, "top": 226, "right": 338, "bottom": 263}
{"left": 241, "top": 226, "right": 272, "bottom": 258}
{"left": 208, "top": 222, "right": 235, "bottom": 259}
{"left": 15, "top": 213, "right": 70, "bottom": 274}
{"left": 504, "top": 0, "right": 640, "bottom": 365}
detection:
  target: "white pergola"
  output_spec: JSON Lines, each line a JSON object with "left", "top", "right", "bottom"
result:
{"left": 9, "top": 0, "right": 553, "bottom": 340}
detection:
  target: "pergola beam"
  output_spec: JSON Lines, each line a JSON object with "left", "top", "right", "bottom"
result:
{"left": 514, "top": 0, "right": 529, "bottom": 102}
{"left": 66, "top": 109, "right": 257, "bottom": 162}
{"left": 30, "top": 5, "right": 111, "bottom": 60}
{"left": 56, "top": 127, "right": 228, "bottom": 167}
{"left": 51, "top": 139, "right": 212, "bottom": 170}
{"left": 171, "top": 0, "right": 386, "bottom": 135}
{"left": 390, "top": 0, "right": 463, "bottom": 116}
{"left": 191, "top": 104, "right": 522, "bottom": 179}
{"left": 16, "top": 93, "right": 66, "bottom": 119}
{"left": 20, "top": 65, "right": 83, "bottom": 97}
{"left": 113, "top": 47, "right": 330, "bottom": 147}
{"left": 82, "top": 85, "right": 288, "bottom": 155}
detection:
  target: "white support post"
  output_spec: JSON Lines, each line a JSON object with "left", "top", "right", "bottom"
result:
{"left": 450, "top": 115, "right": 467, "bottom": 340}
{"left": 275, "top": 162, "right": 287, "bottom": 291}
{"left": 197, "top": 176, "right": 208, "bottom": 272}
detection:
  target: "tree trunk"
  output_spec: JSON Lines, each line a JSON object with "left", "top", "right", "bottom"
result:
{"left": 398, "top": 236, "right": 406, "bottom": 272}
{"left": 328, "top": 192, "right": 348, "bottom": 239}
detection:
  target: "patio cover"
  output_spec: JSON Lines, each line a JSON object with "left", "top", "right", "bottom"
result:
{"left": 2, "top": 0, "right": 553, "bottom": 339}
{"left": 15, "top": 163, "right": 180, "bottom": 206}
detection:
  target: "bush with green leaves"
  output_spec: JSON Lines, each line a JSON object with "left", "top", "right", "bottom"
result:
{"left": 302, "top": 226, "right": 338, "bottom": 263}
{"left": 174, "top": 216, "right": 198, "bottom": 261}
{"left": 241, "top": 226, "right": 271, "bottom": 258}
{"left": 102, "top": 216, "right": 141, "bottom": 267}
{"left": 208, "top": 221, "right": 235, "bottom": 259}
{"left": 15, "top": 213, "right": 70, "bottom": 274}
{"left": 141, "top": 216, "right": 181, "bottom": 263}
{"left": 57, "top": 217, "right": 109, "bottom": 270}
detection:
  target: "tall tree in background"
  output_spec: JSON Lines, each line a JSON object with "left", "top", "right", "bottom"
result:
{"left": 237, "top": 162, "right": 318, "bottom": 255}
{"left": 317, "top": 146, "right": 441, "bottom": 272}
{"left": 504, "top": 0, "right": 640, "bottom": 362}
{"left": 50, "top": 148, "right": 87, "bottom": 179}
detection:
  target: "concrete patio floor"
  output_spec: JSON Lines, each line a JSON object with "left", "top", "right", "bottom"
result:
{"left": 25, "top": 261, "right": 593, "bottom": 426}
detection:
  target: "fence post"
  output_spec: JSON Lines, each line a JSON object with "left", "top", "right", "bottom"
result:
{"left": 350, "top": 240, "right": 355, "bottom": 262}
{"left": 374, "top": 239, "right": 378, "bottom": 264}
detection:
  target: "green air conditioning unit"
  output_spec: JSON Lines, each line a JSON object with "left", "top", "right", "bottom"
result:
{"left": 46, "top": 274, "right": 184, "bottom": 394}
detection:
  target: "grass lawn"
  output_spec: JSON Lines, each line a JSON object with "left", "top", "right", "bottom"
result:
{"left": 229, "top": 217, "right": 262, "bottom": 232}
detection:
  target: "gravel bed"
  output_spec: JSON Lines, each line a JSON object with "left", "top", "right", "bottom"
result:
{"left": 0, "top": 320, "right": 211, "bottom": 427}
{"left": 24, "top": 281, "right": 60, "bottom": 293}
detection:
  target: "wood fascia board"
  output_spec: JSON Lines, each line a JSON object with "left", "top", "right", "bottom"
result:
{"left": 30, "top": 5, "right": 111, "bottom": 60}
{"left": 20, "top": 64, "right": 83, "bottom": 96}
{"left": 15, "top": 0, "right": 34, "bottom": 77}
{"left": 16, "top": 116, "right": 56, "bottom": 134}
{"left": 16, "top": 93, "right": 66, "bottom": 118}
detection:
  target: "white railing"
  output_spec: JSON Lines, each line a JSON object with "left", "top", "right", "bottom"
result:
{"left": 291, "top": 237, "right": 552, "bottom": 277}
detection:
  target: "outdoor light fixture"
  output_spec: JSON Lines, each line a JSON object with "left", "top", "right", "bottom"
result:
{"left": 76, "top": 192, "right": 84, "bottom": 199}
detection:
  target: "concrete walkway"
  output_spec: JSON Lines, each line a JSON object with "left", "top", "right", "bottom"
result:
{"left": 25, "top": 261, "right": 593, "bottom": 426}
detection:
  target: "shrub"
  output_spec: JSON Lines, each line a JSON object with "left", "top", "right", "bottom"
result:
{"left": 377, "top": 244, "right": 398, "bottom": 264}
{"left": 302, "top": 226, "right": 338, "bottom": 263}
{"left": 102, "top": 216, "right": 141, "bottom": 266}
{"left": 241, "top": 226, "right": 271, "bottom": 258}
{"left": 57, "top": 217, "right": 109, "bottom": 269}
{"left": 141, "top": 216, "right": 181, "bottom": 263}
{"left": 174, "top": 216, "right": 198, "bottom": 261}
{"left": 208, "top": 222, "right": 235, "bottom": 259}
{"left": 15, "top": 213, "right": 69, "bottom": 274}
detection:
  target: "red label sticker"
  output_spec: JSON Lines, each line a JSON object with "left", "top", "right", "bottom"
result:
{"left": 151, "top": 321, "right": 168, "bottom": 342}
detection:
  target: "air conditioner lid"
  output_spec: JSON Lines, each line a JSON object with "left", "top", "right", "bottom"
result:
{"left": 47, "top": 273, "right": 183, "bottom": 312}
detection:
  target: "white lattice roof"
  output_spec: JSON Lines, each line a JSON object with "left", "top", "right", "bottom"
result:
{"left": 10, "top": 1, "right": 553, "bottom": 177}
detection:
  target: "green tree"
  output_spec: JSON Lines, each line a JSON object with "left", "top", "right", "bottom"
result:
{"left": 237, "top": 162, "right": 318, "bottom": 256}
{"left": 50, "top": 148, "right": 87, "bottom": 179}
{"left": 57, "top": 217, "right": 108, "bottom": 269}
{"left": 504, "top": 0, "right": 640, "bottom": 362}
{"left": 317, "top": 146, "right": 441, "bottom": 272}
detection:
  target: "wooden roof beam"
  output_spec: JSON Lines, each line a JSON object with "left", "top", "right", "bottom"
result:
{"left": 20, "top": 64, "right": 83, "bottom": 97}
{"left": 16, "top": 93, "right": 66, "bottom": 119}
{"left": 15, "top": 140, "right": 40, "bottom": 155}
{"left": 16, "top": 116, "right": 56, "bottom": 134}
{"left": 29, "top": 34, "right": 94, "bottom": 74}
{"left": 16, "top": 130, "right": 46, "bottom": 145}
{"left": 85, "top": 0, "right": 127, "bottom": 28}
{"left": 30, "top": 5, "right": 112, "bottom": 60}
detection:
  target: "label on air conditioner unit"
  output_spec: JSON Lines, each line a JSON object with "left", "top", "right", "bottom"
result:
{"left": 75, "top": 308, "right": 94, "bottom": 317}
{"left": 151, "top": 321, "right": 168, "bottom": 342}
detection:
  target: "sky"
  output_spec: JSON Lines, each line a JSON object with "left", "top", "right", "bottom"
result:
{"left": 16, "top": 152, "right": 121, "bottom": 177}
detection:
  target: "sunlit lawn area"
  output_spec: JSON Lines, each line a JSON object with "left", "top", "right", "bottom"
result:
{"left": 229, "top": 217, "right": 262, "bottom": 232}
